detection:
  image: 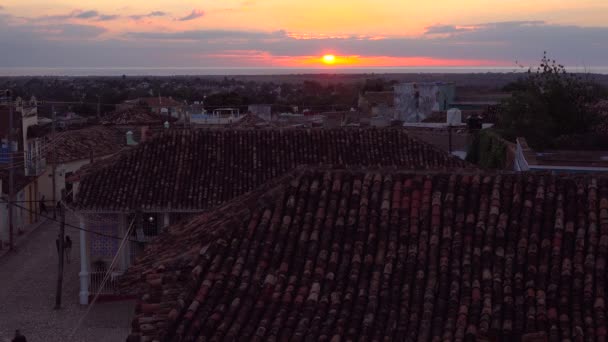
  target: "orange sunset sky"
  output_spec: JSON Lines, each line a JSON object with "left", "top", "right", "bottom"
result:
{"left": 0, "top": 0, "right": 607, "bottom": 67}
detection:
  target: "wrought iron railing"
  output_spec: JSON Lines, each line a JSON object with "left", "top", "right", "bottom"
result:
{"left": 89, "top": 268, "right": 124, "bottom": 295}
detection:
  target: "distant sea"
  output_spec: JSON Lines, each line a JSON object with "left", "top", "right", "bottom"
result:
{"left": 1, "top": 66, "right": 608, "bottom": 77}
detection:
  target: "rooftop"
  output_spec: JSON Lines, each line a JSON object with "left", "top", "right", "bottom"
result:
{"left": 122, "top": 168, "right": 608, "bottom": 341}
{"left": 517, "top": 137, "right": 608, "bottom": 170}
{"left": 45, "top": 126, "right": 126, "bottom": 164}
{"left": 102, "top": 108, "right": 168, "bottom": 126}
{"left": 76, "top": 128, "right": 469, "bottom": 212}
{"left": 0, "top": 170, "right": 35, "bottom": 195}
{"left": 534, "top": 150, "right": 608, "bottom": 168}
{"left": 232, "top": 113, "right": 269, "bottom": 128}
{"left": 360, "top": 91, "right": 394, "bottom": 107}
{"left": 126, "top": 97, "right": 184, "bottom": 108}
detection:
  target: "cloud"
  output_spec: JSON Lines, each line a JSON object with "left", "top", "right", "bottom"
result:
{"left": 0, "top": 17, "right": 606, "bottom": 68}
{"left": 123, "top": 21, "right": 608, "bottom": 66}
{"left": 129, "top": 11, "right": 167, "bottom": 20}
{"left": 98, "top": 14, "right": 118, "bottom": 21}
{"left": 42, "top": 23, "right": 107, "bottom": 38}
{"left": 74, "top": 10, "right": 99, "bottom": 19}
{"left": 128, "top": 29, "right": 285, "bottom": 41}
{"left": 42, "top": 9, "right": 119, "bottom": 21}
{"left": 425, "top": 21, "right": 545, "bottom": 35}
{"left": 0, "top": 5, "right": 5, "bottom": 10}
{"left": 177, "top": 9, "right": 204, "bottom": 21}
{"left": 425, "top": 25, "right": 473, "bottom": 35}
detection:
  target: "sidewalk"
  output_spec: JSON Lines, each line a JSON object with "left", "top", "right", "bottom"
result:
{"left": 0, "top": 216, "right": 50, "bottom": 260}
{"left": 0, "top": 212, "right": 134, "bottom": 341}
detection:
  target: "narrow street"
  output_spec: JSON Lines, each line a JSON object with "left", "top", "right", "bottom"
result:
{"left": 0, "top": 215, "right": 134, "bottom": 342}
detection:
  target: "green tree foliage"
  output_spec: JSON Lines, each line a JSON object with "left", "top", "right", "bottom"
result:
{"left": 466, "top": 130, "right": 508, "bottom": 169}
{"left": 497, "top": 52, "right": 605, "bottom": 148}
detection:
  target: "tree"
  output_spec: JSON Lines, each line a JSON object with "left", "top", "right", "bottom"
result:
{"left": 497, "top": 52, "right": 605, "bottom": 148}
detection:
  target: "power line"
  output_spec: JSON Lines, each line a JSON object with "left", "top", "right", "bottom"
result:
{"left": 5, "top": 201, "right": 140, "bottom": 243}
{"left": 69, "top": 216, "right": 137, "bottom": 340}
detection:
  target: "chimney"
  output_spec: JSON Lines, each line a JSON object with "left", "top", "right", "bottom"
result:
{"left": 126, "top": 131, "right": 137, "bottom": 146}
{"left": 446, "top": 108, "right": 462, "bottom": 125}
{"left": 140, "top": 126, "right": 149, "bottom": 143}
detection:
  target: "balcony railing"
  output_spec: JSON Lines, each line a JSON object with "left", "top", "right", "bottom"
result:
{"left": 25, "top": 157, "right": 46, "bottom": 176}
{"left": 89, "top": 269, "right": 125, "bottom": 295}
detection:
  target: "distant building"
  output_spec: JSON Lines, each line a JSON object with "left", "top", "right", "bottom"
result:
{"left": 0, "top": 93, "right": 43, "bottom": 245}
{"left": 247, "top": 104, "right": 272, "bottom": 121}
{"left": 358, "top": 91, "right": 394, "bottom": 119}
{"left": 0, "top": 171, "right": 38, "bottom": 246}
{"left": 118, "top": 97, "right": 185, "bottom": 122}
{"left": 73, "top": 129, "right": 467, "bottom": 304}
{"left": 394, "top": 82, "right": 455, "bottom": 122}
{"left": 514, "top": 137, "right": 608, "bottom": 173}
{"left": 38, "top": 126, "right": 126, "bottom": 203}
{"left": 190, "top": 108, "right": 243, "bottom": 125}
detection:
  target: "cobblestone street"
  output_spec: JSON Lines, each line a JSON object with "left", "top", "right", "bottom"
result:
{"left": 0, "top": 215, "right": 134, "bottom": 342}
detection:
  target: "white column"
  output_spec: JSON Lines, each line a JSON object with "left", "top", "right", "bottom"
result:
{"left": 163, "top": 212, "right": 170, "bottom": 230}
{"left": 79, "top": 215, "right": 89, "bottom": 305}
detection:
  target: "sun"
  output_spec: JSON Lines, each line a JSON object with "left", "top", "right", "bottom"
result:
{"left": 322, "top": 54, "right": 336, "bottom": 64}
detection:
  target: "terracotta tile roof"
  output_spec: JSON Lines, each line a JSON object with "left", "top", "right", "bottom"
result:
{"left": 135, "top": 97, "right": 184, "bottom": 108}
{"left": 0, "top": 170, "right": 35, "bottom": 194}
{"left": 232, "top": 113, "right": 270, "bottom": 128}
{"left": 362, "top": 91, "right": 394, "bottom": 107}
{"left": 123, "top": 169, "right": 608, "bottom": 341}
{"left": 592, "top": 100, "right": 608, "bottom": 134}
{"left": 66, "top": 147, "right": 133, "bottom": 183}
{"left": 102, "top": 108, "right": 166, "bottom": 126}
{"left": 76, "top": 128, "right": 468, "bottom": 211}
{"left": 403, "top": 126, "right": 470, "bottom": 152}
{"left": 46, "top": 126, "right": 125, "bottom": 164}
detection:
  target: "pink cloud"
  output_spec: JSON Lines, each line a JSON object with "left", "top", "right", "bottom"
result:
{"left": 178, "top": 9, "right": 205, "bottom": 21}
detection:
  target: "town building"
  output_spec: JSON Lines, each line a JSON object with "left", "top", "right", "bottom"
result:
{"left": 0, "top": 171, "right": 38, "bottom": 248}
{"left": 358, "top": 90, "right": 395, "bottom": 119}
{"left": 247, "top": 104, "right": 272, "bottom": 121}
{"left": 38, "top": 125, "right": 127, "bottom": 203}
{"left": 73, "top": 128, "right": 469, "bottom": 305}
{"left": 101, "top": 106, "right": 175, "bottom": 142}
{"left": 394, "top": 82, "right": 455, "bottom": 122}
{"left": 118, "top": 97, "right": 185, "bottom": 122}
{"left": 514, "top": 137, "right": 608, "bottom": 173}
{"left": 190, "top": 108, "right": 244, "bottom": 125}
{"left": 0, "top": 94, "right": 44, "bottom": 244}
{"left": 121, "top": 168, "right": 606, "bottom": 341}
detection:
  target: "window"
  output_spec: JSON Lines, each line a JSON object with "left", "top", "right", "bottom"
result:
{"left": 143, "top": 213, "right": 159, "bottom": 236}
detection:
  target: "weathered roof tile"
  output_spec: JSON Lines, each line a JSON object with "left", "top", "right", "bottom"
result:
{"left": 123, "top": 169, "right": 608, "bottom": 341}
{"left": 77, "top": 128, "right": 468, "bottom": 211}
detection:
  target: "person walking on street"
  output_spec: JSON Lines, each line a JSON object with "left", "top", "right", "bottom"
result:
{"left": 39, "top": 195, "right": 48, "bottom": 215}
{"left": 55, "top": 234, "right": 61, "bottom": 256}
{"left": 64, "top": 235, "right": 73, "bottom": 264}
{"left": 12, "top": 329, "right": 27, "bottom": 342}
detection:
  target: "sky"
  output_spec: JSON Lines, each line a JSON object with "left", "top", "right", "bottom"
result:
{"left": 0, "top": 0, "right": 607, "bottom": 68}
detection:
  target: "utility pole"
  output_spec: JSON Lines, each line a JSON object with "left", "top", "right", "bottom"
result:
{"left": 448, "top": 124, "right": 453, "bottom": 154}
{"left": 54, "top": 202, "right": 65, "bottom": 309}
{"left": 7, "top": 90, "right": 14, "bottom": 251}
{"left": 51, "top": 106, "right": 56, "bottom": 218}
{"left": 96, "top": 95, "right": 101, "bottom": 120}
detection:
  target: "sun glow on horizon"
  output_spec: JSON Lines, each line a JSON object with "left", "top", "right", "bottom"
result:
{"left": 322, "top": 54, "right": 336, "bottom": 64}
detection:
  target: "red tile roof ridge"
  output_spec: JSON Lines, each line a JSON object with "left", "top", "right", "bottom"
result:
{"left": 45, "top": 125, "right": 125, "bottom": 164}
{"left": 76, "top": 128, "right": 470, "bottom": 212}
{"left": 123, "top": 169, "right": 608, "bottom": 341}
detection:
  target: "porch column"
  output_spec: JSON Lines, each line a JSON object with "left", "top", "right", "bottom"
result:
{"left": 79, "top": 215, "right": 89, "bottom": 305}
{"left": 163, "top": 212, "right": 170, "bottom": 229}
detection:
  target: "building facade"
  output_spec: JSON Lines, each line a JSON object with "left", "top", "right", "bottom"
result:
{"left": 394, "top": 82, "right": 455, "bottom": 122}
{"left": 73, "top": 128, "right": 469, "bottom": 304}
